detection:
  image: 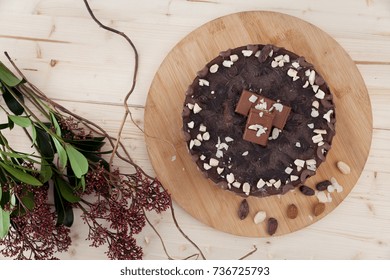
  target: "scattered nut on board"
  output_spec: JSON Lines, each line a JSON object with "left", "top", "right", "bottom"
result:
{"left": 286, "top": 204, "right": 298, "bottom": 219}
{"left": 253, "top": 211, "right": 267, "bottom": 224}
{"left": 337, "top": 161, "right": 351, "bottom": 174}
{"left": 238, "top": 199, "right": 249, "bottom": 220}
{"left": 313, "top": 202, "right": 326, "bottom": 216}
{"left": 267, "top": 218, "right": 278, "bottom": 235}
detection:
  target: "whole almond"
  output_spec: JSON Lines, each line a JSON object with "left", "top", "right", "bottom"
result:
{"left": 337, "top": 161, "right": 351, "bottom": 175}
{"left": 287, "top": 204, "right": 298, "bottom": 219}
{"left": 267, "top": 217, "right": 278, "bottom": 236}
{"left": 316, "top": 180, "right": 332, "bottom": 191}
{"left": 299, "top": 185, "right": 315, "bottom": 196}
{"left": 238, "top": 199, "right": 249, "bottom": 220}
{"left": 313, "top": 202, "right": 326, "bottom": 216}
{"left": 253, "top": 211, "right": 267, "bottom": 224}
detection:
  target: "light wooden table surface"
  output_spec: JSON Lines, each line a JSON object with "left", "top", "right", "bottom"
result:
{"left": 0, "top": 0, "right": 389, "bottom": 260}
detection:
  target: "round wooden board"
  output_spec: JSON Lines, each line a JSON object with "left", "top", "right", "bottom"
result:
{"left": 144, "top": 11, "right": 372, "bottom": 237}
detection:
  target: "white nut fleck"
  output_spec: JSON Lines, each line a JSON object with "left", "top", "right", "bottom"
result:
{"left": 202, "top": 132, "right": 210, "bottom": 141}
{"left": 271, "top": 60, "right": 278, "bottom": 68}
{"left": 209, "top": 64, "right": 219, "bottom": 73}
{"left": 287, "top": 68, "right": 298, "bottom": 78}
{"left": 255, "top": 50, "right": 261, "bottom": 57}
{"left": 306, "top": 159, "right": 316, "bottom": 166}
{"left": 295, "top": 142, "right": 301, "bottom": 148}
{"left": 199, "top": 79, "right": 209, "bottom": 86}
{"left": 285, "top": 167, "right": 293, "bottom": 174}
{"left": 225, "top": 136, "right": 234, "bottom": 142}
{"left": 196, "top": 133, "right": 203, "bottom": 141}
{"left": 193, "top": 139, "right": 202, "bottom": 146}
{"left": 312, "top": 85, "right": 319, "bottom": 93}
{"left": 312, "top": 134, "right": 323, "bottom": 144}
{"left": 323, "top": 109, "right": 334, "bottom": 122}
{"left": 294, "top": 159, "right": 305, "bottom": 167}
{"left": 293, "top": 76, "right": 300, "bottom": 81}
{"left": 337, "top": 161, "right": 351, "bottom": 175}
{"left": 278, "top": 60, "right": 285, "bottom": 67}
{"left": 230, "top": 54, "right": 239, "bottom": 62}
{"left": 274, "top": 55, "right": 284, "bottom": 62}
{"left": 243, "top": 182, "right": 251, "bottom": 195}
{"left": 187, "top": 121, "right": 194, "bottom": 129}
{"left": 193, "top": 103, "right": 202, "bottom": 114}
{"left": 242, "top": 151, "right": 249, "bottom": 156}
{"left": 189, "top": 140, "right": 195, "bottom": 149}
{"left": 302, "top": 81, "right": 309, "bottom": 88}
{"left": 253, "top": 211, "right": 267, "bottom": 224}
{"left": 292, "top": 62, "right": 300, "bottom": 68}
{"left": 290, "top": 175, "right": 299, "bottom": 181}
{"left": 274, "top": 180, "right": 281, "bottom": 189}
{"left": 330, "top": 177, "right": 344, "bottom": 193}
{"left": 272, "top": 128, "right": 280, "bottom": 139}
{"left": 203, "top": 163, "right": 211, "bottom": 170}
{"left": 226, "top": 173, "right": 235, "bottom": 184}
{"left": 187, "top": 103, "right": 194, "bottom": 110}
{"left": 311, "top": 108, "right": 319, "bottom": 118}
{"left": 209, "top": 158, "right": 219, "bottom": 167}
{"left": 242, "top": 50, "right": 253, "bottom": 57}
{"left": 283, "top": 54, "right": 290, "bottom": 63}
{"left": 257, "top": 179, "right": 266, "bottom": 189}
{"left": 199, "top": 124, "right": 207, "bottom": 132}
{"left": 217, "top": 167, "right": 224, "bottom": 174}
{"left": 307, "top": 123, "right": 314, "bottom": 129}
{"left": 272, "top": 103, "right": 283, "bottom": 112}
{"left": 313, "top": 129, "right": 327, "bottom": 134}
{"left": 200, "top": 155, "right": 206, "bottom": 160}
{"left": 315, "top": 89, "right": 325, "bottom": 99}
{"left": 232, "top": 181, "right": 241, "bottom": 188}
{"left": 309, "top": 70, "right": 316, "bottom": 85}
{"left": 223, "top": 60, "right": 234, "bottom": 67}
{"left": 312, "top": 100, "right": 320, "bottom": 109}
{"left": 249, "top": 94, "right": 258, "bottom": 103}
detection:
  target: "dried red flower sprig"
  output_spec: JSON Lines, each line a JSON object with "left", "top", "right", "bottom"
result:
{"left": 0, "top": 184, "right": 71, "bottom": 259}
{"left": 0, "top": 0, "right": 206, "bottom": 260}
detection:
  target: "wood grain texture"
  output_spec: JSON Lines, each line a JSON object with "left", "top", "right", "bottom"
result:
{"left": 145, "top": 11, "right": 372, "bottom": 237}
{"left": 1, "top": 0, "right": 389, "bottom": 260}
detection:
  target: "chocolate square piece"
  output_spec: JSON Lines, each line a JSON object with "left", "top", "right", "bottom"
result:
{"left": 270, "top": 102, "right": 291, "bottom": 129}
{"left": 243, "top": 109, "right": 275, "bottom": 146}
{"left": 235, "top": 90, "right": 260, "bottom": 116}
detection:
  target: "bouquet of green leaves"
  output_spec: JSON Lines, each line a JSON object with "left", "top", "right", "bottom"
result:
{"left": 0, "top": 58, "right": 170, "bottom": 260}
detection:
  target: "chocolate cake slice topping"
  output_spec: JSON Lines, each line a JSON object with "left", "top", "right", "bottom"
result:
{"left": 182, "top": 44, "right": 336, "bottom": 197}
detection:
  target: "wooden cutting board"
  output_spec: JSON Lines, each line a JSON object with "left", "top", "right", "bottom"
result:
{"left": 144, "top": 11, "right": 372, "bottom": 237}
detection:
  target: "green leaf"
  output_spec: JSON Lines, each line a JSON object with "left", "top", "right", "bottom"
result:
{"left": 0, "top": 161, "right": 42, "bottom": 186}
{"left": 31, "top": 124, "right": 37, "bottom": 146}
{"left": 8, "top": 115, "right": 31, "bottom": 128}
{"left": 35, "top": 126, "right": 54, "bottom": 161}
{"left": 2, "top": 86, "right": 24, "bottom": 115}
{"left": 54, "top": 176, "right": 80, "bottom": 203}
{"left": 66, "top": 138, "right": 106, "bottom": 153}
{"left": 39, "top": 159, "right": 52, "bottom": 183}
{"left": 52, "top": 137, "right": 67, "bottom": 170}
{"left": 20, "top": 193, "right": 35, "bottom": 210}
{"left": 65, "top": 144, "right": 88, "bottom": 179}
{"left": 0, "top": 208, "right": 10, "bottom": 238}
{"left": 54, "top": 185, "right": 74, "bottom": 227}
{"left": 0, "top": 62, "right": 22, "bottom": 87}
{"left": 0, "top": 188, "right": 9, "bottom": 208}
{"left": 0, "top": 123, "right": 9, "bottom": 130}
{"left": 50, "top": 112, "right": 61, "bottom": 137}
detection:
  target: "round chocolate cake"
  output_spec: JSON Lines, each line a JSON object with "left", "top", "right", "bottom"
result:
{"left": 181, "top": 44, "right": 336, "bottom": 197}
